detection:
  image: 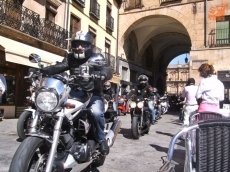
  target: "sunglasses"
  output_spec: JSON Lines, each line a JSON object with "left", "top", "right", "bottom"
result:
{"left": 72, "top": 42, "right": 90, "bottom": 49}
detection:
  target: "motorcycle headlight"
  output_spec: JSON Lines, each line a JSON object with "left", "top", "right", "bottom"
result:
{"left": 137, "top": 102, "right": 144, "bottom": 108}
{"left": 36, "top": 91, "right": 58, "bottom": 111}
{"left": 130, "top": 102, "right": 136, "bottom": 108}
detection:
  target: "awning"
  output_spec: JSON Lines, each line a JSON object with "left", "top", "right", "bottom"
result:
{"left": 0, "top": 36, "right": 65, "bottom": 68}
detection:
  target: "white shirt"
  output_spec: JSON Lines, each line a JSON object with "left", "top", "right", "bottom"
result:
{"left": 181, "top": 85, "right": 198, "bottom": 105}
{"left": 196, "top": 75, "right": 224, "bottom": 104}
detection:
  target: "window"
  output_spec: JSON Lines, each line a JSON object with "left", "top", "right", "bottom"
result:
{"left": 130, "top": 69, "right": 137, "bottom": 83}
{"left": 122, "top": 67, "right": 128, "bottom": 81}
{"left": 216, "top": 16, "right": 230, "bottom": 44}
{"left": 46, "top": 8, "right": 55, "bottom": 22}
{"left": 105, "top": 38, "right": 111, "bottom": 54}
{"left": 70, "top": 15, "right": 81, "bottom": 34}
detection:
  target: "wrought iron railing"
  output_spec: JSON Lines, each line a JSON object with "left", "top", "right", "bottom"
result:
{"left": 104, "top": 52, "right": 115, "bottom": 72}
{"left": 124, "top": 0, "right": 143, "bottom": 10}
{"left": 39, "top": 19, "right": 70, "bottom": 49}
{"left": 160, "top": 0, "right": 182, "bottom": 5}
{"left": 0, "top": 0, "right": 70, "bottom": 49}
{"left": 89, "top": 0, "right": 100, "bottom": 19}
{"left": 106, "top": 15, "right": 114, "bottom": 31}
{"left": 209, "top": 28, "right": 230, "bottom": 47}
{"left": 75, "top": 0, "right": 85, "bottom": 7}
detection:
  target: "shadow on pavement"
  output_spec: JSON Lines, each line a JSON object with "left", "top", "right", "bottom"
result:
{"left": 118, "top": 127, "right": 133, "bottom": 139}
{"left": 150, "top": 144, "right": 185, "bottom": 172}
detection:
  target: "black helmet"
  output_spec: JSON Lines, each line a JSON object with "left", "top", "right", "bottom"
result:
{"left": 138, "top": 75, "right": 148, "bottom": 84}
{"left": 103, "top": 81, "right": 111, "bottom": 90}
{"left": 71, "top": 31, "right": 94, "bottom": 59}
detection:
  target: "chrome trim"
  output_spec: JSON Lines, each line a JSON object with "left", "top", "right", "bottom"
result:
{"left": 167, "top": 124, "right": 199, "bottom": 160}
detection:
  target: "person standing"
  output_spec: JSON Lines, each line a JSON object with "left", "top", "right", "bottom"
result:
{"left": 196, "top": 63, "right": 224, "bottom": 113}
{"left": 181, "top": 78, "right": 198, "bottom": 125}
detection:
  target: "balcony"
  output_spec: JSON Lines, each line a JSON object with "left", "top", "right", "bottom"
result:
{"left": 0, "top": 0, "right": 70, "bottom": 49}
{"left": 209, "top": 28, "right": 230, "bottom": 47}
{"left": 106, "top": 15, "right": 114, "bottom": 31}
{"left": 89, "top": 0, "right": 100, "bottom": 20}
{"left": 74, "top": 0, "right": 85, "bottom": 8}
{"left": 104, "top": 52, "right": 115, "bottom": 72}
{"left": 124, "top": 0, "right": 143, "bottom": 10}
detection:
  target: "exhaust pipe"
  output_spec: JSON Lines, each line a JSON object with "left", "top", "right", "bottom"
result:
{"left": 105, "top": 119, "right": 122, "bottom": 147}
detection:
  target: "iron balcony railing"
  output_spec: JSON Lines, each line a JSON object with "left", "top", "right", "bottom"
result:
{"left": 104, "top": 52, "right": 115, "bottom": 72}
{"left": 160, "top": 0, "right": 182, "bottom": 5}
{"left": 209, "top": 28, "right": 230, "bottom": 47}
{"left": 124, "top": 0, "right": 143, "bottom": 10}
{"left": 75, "top": 0, "right": 85, "bottom": 7}
{"left": 106, "top": 15, "right": 114, "bottom": 31}
{"left": 89, "top": 0, "right": 100, "bottom": 20}
{"left": 0, "top": 0, "right": 70, "bottom": 49}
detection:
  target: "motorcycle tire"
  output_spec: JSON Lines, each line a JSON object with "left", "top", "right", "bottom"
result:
{"left": 91, "top": 155, "right": 106, "bottom": 167}
{"left": 9, "top": 137, "right": 50, "bottom": 172}
{"left": 131, "top": 116, "right": 141, "bottom": 140}
{"left": 17, "top": 111, "right": 33, "bottom": 140}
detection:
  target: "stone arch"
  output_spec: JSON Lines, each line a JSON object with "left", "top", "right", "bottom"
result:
{"left": 118, "top": 9, "right": 194, "bottom": 56}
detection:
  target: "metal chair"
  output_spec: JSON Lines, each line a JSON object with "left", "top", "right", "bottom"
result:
{"left": 158, "top": 118, "right": 230, "bottom": 172}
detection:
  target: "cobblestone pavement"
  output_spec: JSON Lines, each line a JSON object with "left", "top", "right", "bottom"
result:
{"left": 0, "top": 112, "right": 185, "bottom": 172}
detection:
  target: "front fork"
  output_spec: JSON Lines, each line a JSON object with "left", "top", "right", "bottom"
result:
{"left": 45, "top": 112, "right": 64, "bottom": 172}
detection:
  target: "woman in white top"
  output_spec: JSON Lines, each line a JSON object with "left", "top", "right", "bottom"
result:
{"left": 196, "top": 63, "right": 224, "bottom": 113}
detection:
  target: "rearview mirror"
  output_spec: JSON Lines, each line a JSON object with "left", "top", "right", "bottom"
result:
{"left": 29, "top": 53, "right": 41, "bottom": 63}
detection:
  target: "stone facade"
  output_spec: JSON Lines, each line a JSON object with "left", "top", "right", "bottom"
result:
{"left": 166, "top": 63, "right": 189, "bottom": 95}
{"left": 117, "top": 0, "right": 230, "bottom": 94}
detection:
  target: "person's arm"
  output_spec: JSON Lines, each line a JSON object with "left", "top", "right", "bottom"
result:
{"left": 219, "top": 82, "right": 225, "bottom": 101}
{"left": 196, "top": 81, "right": 203, "bottom": 99}
{"left": 40, "top": 56, "right": 69, "bottom": 75}
{"left": 181, "top": 88, "right": 186, "bottom": 98}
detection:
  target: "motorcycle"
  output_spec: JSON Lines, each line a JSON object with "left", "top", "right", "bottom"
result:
{"left": 117, "top": 95, "right": 129, "bottom": 116}
{"left": 104, "top": 97, "right": 117, "bottom": 123}
{"left": 9, "top": 54, "right": 121, "bottom": 172}
{"left": 159, "top": 96, "right": 169, "bottom": 115}
{"left": 17, "top": 68, "right": 41, "bottom": 140}
{"left": 129, "top": 94, "right": 152, "bottom": 139}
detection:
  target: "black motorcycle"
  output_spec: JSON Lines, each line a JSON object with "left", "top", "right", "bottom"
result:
{"left": 129, "top": 95, "right": 151, "bottom": 140}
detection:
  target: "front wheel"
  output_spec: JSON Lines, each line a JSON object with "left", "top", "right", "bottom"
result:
{"left": 131, "top": 116, "right": 141, "bottom": 140}
{"left": 9, "top": 137, "right": 50, "bottom": 172}
{"left": 17, "top": 111, "right": 33, "bottom": 140}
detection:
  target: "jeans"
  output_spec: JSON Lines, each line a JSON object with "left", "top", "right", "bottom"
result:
{"left": 148, "top": 101, "right": 155, "bottom": 121}
{"left": 87, "top": 96, "right": 105, "bottom": 143}
{"left": 157, "top": 105, "right": 162, "bottom": 117}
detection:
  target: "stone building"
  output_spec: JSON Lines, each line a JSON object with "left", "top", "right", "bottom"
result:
{"left": 0, "top": 0, "right": 121, "bottom": 118}
{"left": 166, "top": 62, "right": 189, "bottom": 95}
{"left": 117, "top": 0, "right": 230, "bottom": 96}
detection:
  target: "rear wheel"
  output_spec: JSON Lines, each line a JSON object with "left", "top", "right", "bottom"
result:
{"left": 9, "top": 137, "right": 51, "bottom": 172}
{"left": 17, "top": 111, "right": 33, "bottom": 140}
{"left": 131, "top": 116, "right": 141, "bottom": 140}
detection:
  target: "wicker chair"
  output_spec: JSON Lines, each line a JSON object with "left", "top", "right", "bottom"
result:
{"left": 158, "top": 119, "right": 230, "bottom": 172}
